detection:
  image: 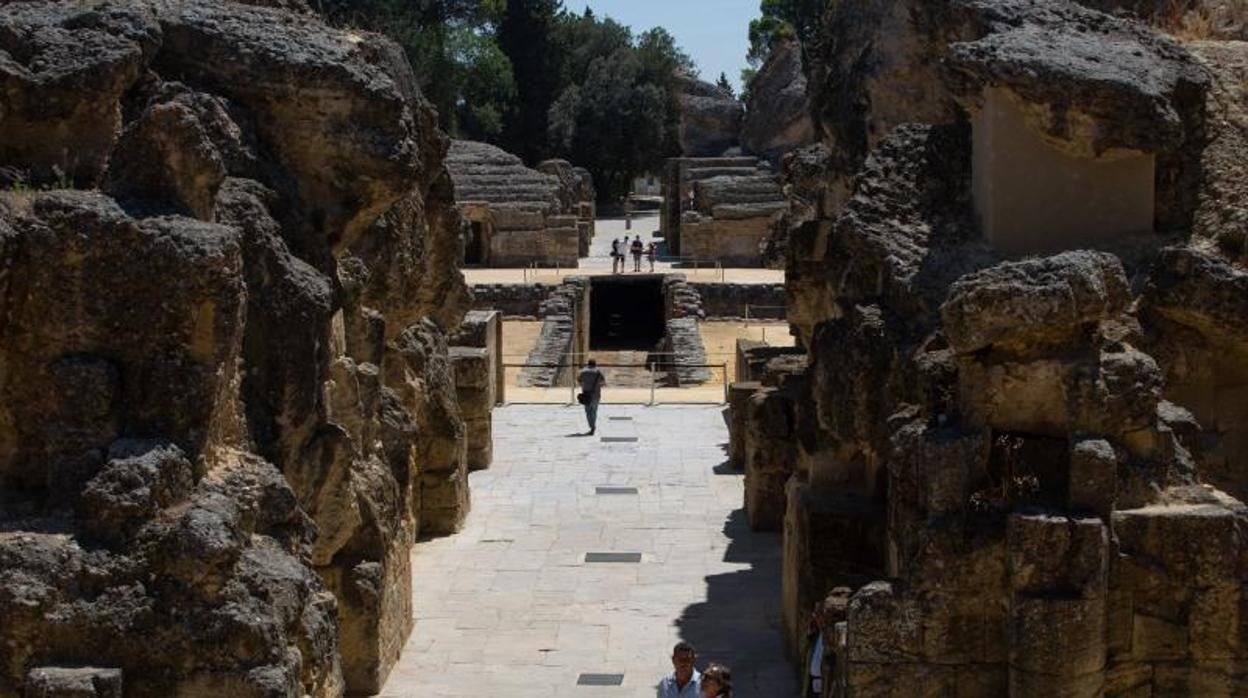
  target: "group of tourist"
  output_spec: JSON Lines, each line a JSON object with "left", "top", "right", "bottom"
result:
{"left": 611, "top": 235, "right": 657, "bottom": 273}
{"left": 659, "top": 643, "right": 731, "bottom": 697}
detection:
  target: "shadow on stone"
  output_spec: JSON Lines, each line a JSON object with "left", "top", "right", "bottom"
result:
{"left": 675, "top": 509, "right": 797, "bottom": 694}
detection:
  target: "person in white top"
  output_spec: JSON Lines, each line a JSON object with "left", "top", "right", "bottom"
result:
{"left": 657, "top": 642, "right": 701, "bottom": 698}
{"left": 611, "top": 238, "right": 623, "bottom": 274}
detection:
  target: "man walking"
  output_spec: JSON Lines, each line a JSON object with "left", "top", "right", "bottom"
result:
{"left": 578, "top": 359, "right": 605, "bottom": 435}
{"left": 658, "top": 642, "right": 700, "bottom": 698}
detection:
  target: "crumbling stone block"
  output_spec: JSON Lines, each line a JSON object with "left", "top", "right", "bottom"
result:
{"left": 451, "top": 347, "right": 494, "bottom": 470}
{"left": 24, "top": 667, "right": 122, "bottom": 698}
{"left": 744, "top": 387, "right": 797, "bottom": 530}
{"left": 727, "top": 381, "right": 761, "bottom": 469}
{"left": 1069, "top": 438, "right": 1118, "bottom": 515}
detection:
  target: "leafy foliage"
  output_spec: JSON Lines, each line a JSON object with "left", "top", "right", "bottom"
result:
{"left": 746, "top": 0, "right": 827, "bottom": 67}
{"left": 317, "top": 0, "right": 513, "bottom": 140}
{"left": 548, "top": 49, "right": 668, "bottom": 202}
{"left": 316, "top": 0, "right": 700, "bottom": 203}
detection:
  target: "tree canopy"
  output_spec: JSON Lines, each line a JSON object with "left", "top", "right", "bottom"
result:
{"left": 317, "top": 0, "right": 701, "bottom": 203}
{"left": 746, "top": 0, "right": 827, "bottom": 67}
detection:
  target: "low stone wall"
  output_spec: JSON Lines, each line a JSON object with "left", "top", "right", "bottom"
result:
{"left": 692, "top": 282, "right": 787, "bottom": 320}
{"left": 681, "top": 213, "right": 779, "bottom": 267}
{"left": 470, "top": 283, "right": 550, "bottom": 318}
{"left": 658, "top": 317, "right": 712, "bottom": 385}
{"left": 519, "top": 277, "right": 589, "bottom": 387}
{"left": 736, "top": 339, "right": 806, "bottom": 382}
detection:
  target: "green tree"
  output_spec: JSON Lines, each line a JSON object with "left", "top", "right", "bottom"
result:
{"left": 716, "top": 72, "right": 736, "bottom": 99}
{"left": 315, "top": 0, "right": 512, "bottom": 137}
{"left": 553, "top": 10, "right": 633, "bottom": 87}
{"left": 496, "top": 0, "right": 564, "bottom": 163}
{"left": 447, "top": 27, "right": 517, "bottom": 139}
{"left": 746, "top": 0, "right": 826, "bottom": 66}
{"left": 635, "top": 26, "right": 697, "bottom": 83}
{"left": 548, "top": 49, "right": 668, "bottom": 202}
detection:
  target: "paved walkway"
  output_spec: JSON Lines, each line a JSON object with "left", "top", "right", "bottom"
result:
{"left": 381, "top": 405, "right": 796, "bottom": 697}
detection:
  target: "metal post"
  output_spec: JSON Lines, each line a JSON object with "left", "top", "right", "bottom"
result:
{"left": 649, "top": 363, "right": 656, "bottom": 406}
{"left": 722, "top": 363, "right": 729, "bottom": 404}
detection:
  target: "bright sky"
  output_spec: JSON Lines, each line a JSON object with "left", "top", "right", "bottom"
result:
{"left": 568, "top": 0, "right": 759, "bottom": 93}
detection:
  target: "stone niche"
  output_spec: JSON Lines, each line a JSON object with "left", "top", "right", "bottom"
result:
{"left": 460, "top": 202, "right": 493, "bottom": 266}
{"left": 973, "top": 87, "right": 1156, "bottom": 257}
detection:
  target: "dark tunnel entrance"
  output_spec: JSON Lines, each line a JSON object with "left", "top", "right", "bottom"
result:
{"left": 590, "top": 275, "right": 666, "bottom": 350}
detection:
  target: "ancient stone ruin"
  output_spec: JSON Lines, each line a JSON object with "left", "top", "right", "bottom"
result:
{"left": 0, "top": 1, "right": 479, "bottom": 694}
{"left": 742, "top": 39, "right": 817, "bottom": 163}
{"left": 536, "top": 159, "right": 597, "bottom": 258}
{"left": 660, "top": 44, "right": 815, "bottom": 269}
{"left": 517, "top": 274, "right": 712, "bottom": 388}
{"left": 673, "top": 71, "right": 744, "bottom": 158}
{"left": 661, "top": 157, "right": 789, "bottom": 267}
{"left": 731, "top": 0, "right": 1248, "bottom": 694}
{"left": 445, "top": 140, "right": 594, "bottom": 268}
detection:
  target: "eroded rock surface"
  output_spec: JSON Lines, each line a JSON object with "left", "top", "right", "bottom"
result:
{"left": 742, "top": 40, "right": 816, "bottom": 163}
{"left": 0, "top": 1, "right": 469, "bottom": 695}
{"left": 674, "top": 71, "right": 743, "bottom": 157}
{"left": 732, "top": 1, "right": 1248, "bottom": 695}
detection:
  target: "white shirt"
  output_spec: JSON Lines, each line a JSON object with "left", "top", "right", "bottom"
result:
{"left": 658, "top": 669, "right": 701, "bottom": 698}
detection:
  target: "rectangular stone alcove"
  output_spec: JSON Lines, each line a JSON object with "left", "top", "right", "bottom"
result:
{"left": 972, "top": 87, "right": 1155, "bottom": 257}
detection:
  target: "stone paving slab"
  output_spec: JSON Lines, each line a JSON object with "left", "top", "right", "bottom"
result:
{"left": 380, "top": 404, "right": 797, "bottom": 697}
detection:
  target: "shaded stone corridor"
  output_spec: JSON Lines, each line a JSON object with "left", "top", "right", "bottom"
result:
{"left": 381, "top": 405, "right": 797, "bottom": 697}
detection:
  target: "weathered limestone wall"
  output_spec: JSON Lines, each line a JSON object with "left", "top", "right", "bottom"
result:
{"left": 662, "top": 157, "right": 788, "bottom": 265}
{"left": 446, "top": 141, "right": 587, "bottom": 268}
{"left": 690, "top": 282, "right": 787, "bottom": 320}
{"left": 972, "top": 87, "right": 1156, "bottom": 257}
{"left": 519, "top": 277, "right": 590, "bottom": 388}
{"left": 661, "top": 156, "right": 761, "bottom": 252}
{"left": 471, "top": 283, "right": 552, "bottom": 318}
{"left": 742, "top": 1, "right": 1248, "bottom": 694}
{"left": 0, "top": 2, "right": 471, "bottom": 695}
{"left": 742, "top": 39, "right": 817, "bottom": 163}
{"left": 674, "top": 72, "right": 744, "bottom": 157}
{"left": 537, "top": 159, "right": 596, "bottom": 257}
{"left": 451, "top": 310, "right": 502, "bottom": 470}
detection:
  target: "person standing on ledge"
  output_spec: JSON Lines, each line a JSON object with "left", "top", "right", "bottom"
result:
{"left": 578, "top": 358, "right": 606, "bottom": 435}
{"left": 631, "top": 236, "right": 645, "bottom": 272}
{"left": 611, "top": 238, "right": 623, "bottom": 274}
{"left": 658, "top": 642, "right": 701, "bottom": 698}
